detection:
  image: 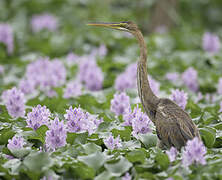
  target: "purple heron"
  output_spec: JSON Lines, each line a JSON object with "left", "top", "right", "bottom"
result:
{"left": 87, "top": 21, "right": 200, "bottom": 149}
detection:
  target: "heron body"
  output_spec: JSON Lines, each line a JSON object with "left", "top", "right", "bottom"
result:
{"left": 88, "top": 21, "right": 200, "bottom": 149}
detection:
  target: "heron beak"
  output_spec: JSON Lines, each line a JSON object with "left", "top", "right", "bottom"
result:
{"left": 87, "top": 22, "right": 129, "bottom": 31}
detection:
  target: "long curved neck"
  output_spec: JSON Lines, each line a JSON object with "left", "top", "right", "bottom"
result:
{"left": 133, "top": 30, "right": 159, "bottom": 118}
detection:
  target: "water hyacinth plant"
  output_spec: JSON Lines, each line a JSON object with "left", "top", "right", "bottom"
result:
{"left": 0, "top": 23, "right": 13, "bottom": 54}
{"left": 7, "top": 136, "right": 25, "bottom": 150}
{"left": 115, "top": 63, "right": 137, "bottom": 91}
{"left": 202, "top": 32, "right": 220, "bottom": 54}
{"left": 1, "top": 87, "right": 25, "bottom": 118}
{"left": 31, "top": 13, "right": 58, "bottom": 33}
{"left": 64, "top": 106, "right": 102, "bottom": 135}
{"left": 182, "top": 67, "right": 199, "bottom": 92}
{"left": 78, "top": 57, "right": 104, "bottom": 91}
{"left": 45, "top": 117, "right": 67, "bottom": 151}
{"left": 110, "top": 92, "right": 130, "bottom": 116}
{"left": 0, "top": 1, "right": 222, "bottom": 179}
{"left": 166, "top": 147, "right": 177, "bottom": 162}
{"left": 26, "top": 105, "right": 51, "bottom": 130}
{"left": 104, "top": 134, "right": 122, "bottom": 150}
{"left": 170, "top": 89, "right": 188, "bottom": 110}
{"left": 182, "top": 137, "right": 207, "bottom": 167}
{"left": 63, "top": 80, "right": 82, "bottom": 98}
{"left": 24, "top": 58, "right": 66, "bottom": 93}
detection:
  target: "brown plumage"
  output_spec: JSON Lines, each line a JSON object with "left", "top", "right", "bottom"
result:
{"left": 87, "top": 21, "right": 200, "bottom": 149}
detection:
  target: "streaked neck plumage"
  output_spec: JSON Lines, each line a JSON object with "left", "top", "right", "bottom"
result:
{"left": 132, "top": 30, "right": 159, "bottom": 122}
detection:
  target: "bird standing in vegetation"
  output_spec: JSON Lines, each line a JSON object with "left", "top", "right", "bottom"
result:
{"left": 88, "top": 21, "right": 200, "bottom": 149}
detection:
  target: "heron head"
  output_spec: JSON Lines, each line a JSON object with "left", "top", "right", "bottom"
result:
{"left": 87, "top": 21, "right": 138, "bottom": 32}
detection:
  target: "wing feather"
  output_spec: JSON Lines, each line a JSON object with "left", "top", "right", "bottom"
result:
{"left": 155, "top": 98, "right": 199, "bottom": 149}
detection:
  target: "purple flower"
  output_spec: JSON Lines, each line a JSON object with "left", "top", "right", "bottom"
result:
{"left": 104, "top": 135, "right": 122, "bottom": 150}
{"left": 148, "top": 76, "right": 160, "bottom": 95}
{"left": 166, "top": 178, "right": 174, "bottom": 180}
{"left": 122, "top": 173, "right": 131, "bottom": 180}
{"left": 170, "top": 89, "right": 188, "bottom": 110}
{"left": 122, "top": 105, "right": 141, "bottom": 126}
{"left": 97, "top": 44, "right": 107, "bottom": 57}
{"left": 78, "top": 58, "right": 103, "bottom": 91}
{"left": 217, "top": 78, "right": 222, "bottom": 95}
{"left": 26, "top": 105, "right": 51, "bottom": 130}
{"left": 165, "top": 72, "right": 179, "bottom": 82}
{"left": 131, "top": 110, "right": 151, "bottom": 138}
{"left": 0, "top": 23, "right": 13, "bottom": 54}
{"left": 45, "top": 117, "right": 67, "bottom": 151}
{"left": 45, "top": 89, "right": 58, "bottom": 98}
{"left": 122, "top": 105, "right": 152, "bottom": 138}
{"left": 63, "top": 80, "right": 82, "bottom": 99}
{"left": 115, "top": 72, "right": 134, "bottom": 91}
{"left": 202, "top": 32, "right": 220, "bottom": 54}
{"left": 7, "top": 136, "right": 25, "bottom": 150}
{"left": 182, "top": 137, "right": 207, "bottom": 167}
{"left": 19, "top": 79, "right": 35, "bottom": 94}
{"left": 64, "top": 106, "right": 101, "bottom": 135}
{"left": 125, "top": 63, "right": 137, "bottom": 79}
{"left": 25, "top": 58, "right": 66, "bottom": 92}
{"left": 81, "top": 113, "right": 103, "bottom": 135}
{"left": 219, "top": 101, "right": 222, "bottom": 113}
{"left": 182, "top": 67, "right": 199, "bottom": 92}
{"left": 66, "top": 52, "right": 79, "bottom": 65}
{"left": 166, "top": 147, "right": 177, "bottom": 162}
{"left": 0, "top": 65, "right": 4, "bottom": 74}
{"left": 31, "top": 13, "right": 58, "bottom": 33}
{"left": 91, "top": 44, "right": 108, "bottom": 58}
{"left": 1, "top": 87, "right": 25, "bottom": 118}
{"left": 64, "top": 106, "right": 85, "bottom": 133}
{"left": 110, "top": 92, "right": 130, "bottom": 116}
{"left": 115, "top": 63, "right": 137, "bottom": 91}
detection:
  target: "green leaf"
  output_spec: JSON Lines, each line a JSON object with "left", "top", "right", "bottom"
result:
{"left": 3, "top": 159, "right": 21, "bottom": 175}
{"left": 72, "top": 161, "right": 95, "bottom": 179}
{"left": 138, "top": 133, "right": 157, "bottom": 148}
{"left": 212, "top": 122, "right": 222, "bottom": 130}
{"left": 78, "top": 151, "right": 106, "bottom": 171}
{"left": 155, "top": 151, "right": 170, "bottom": 170}
{"left": 74, "top": 94, "right": 104, "bottom": 114}
{"left": 112, "top": 127, "right": 132, "bottom": 141}
{"left": 26, "top": 93, "right": 69, "bottom": 114}
{"left": 0, "top": 128, "right": 15, "bottom": 145}
{"left": 1, "top": 147, "right": 13, "bottom": 156}
{"left": 23, "top": 152, "right": 53, "bottom": 173}
{"left": 122, "top": 140, "right": 141, "bottom": 150}
{"left": 104, "top": 156, "right": 132, "bottom": 176}
{"left": 201, "top": 112, "right": 215, "bottom": 125}
{"left": 0, "top": 105, "right": 11, "bottom": 122}
{"left": 126, "top": 149, "right": 146, "bottom": 163}
{"left": 10, "top": 148, "right": 31, "bottom": 158}
{"left": 199, "top": 127, "right": 216, "bottom": 148}
{"left": 82, "top": 143, "right": 102, "bottom": 154}
{"left": 187, "top": 101, "right": 202, "bottom": 118}
{"left": 27, "top": 125, "right": 48, "bottom": 144}
{"left": 66, "top": 132, "right": 77, "bottom": 145}
{"left": 35, "top": 125, "right": 48, "bottom": 143}
{"left": 213, "top": 137, "right": 222, "bottom": 148}
{"left": 140, "top": 172, "right": 157, "bottom": 180}
{"left": 66, "top": 132, "right": 88, "bottom": 145}
{"left": 95, "top": 170, "right": 113, "bottom": 180}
